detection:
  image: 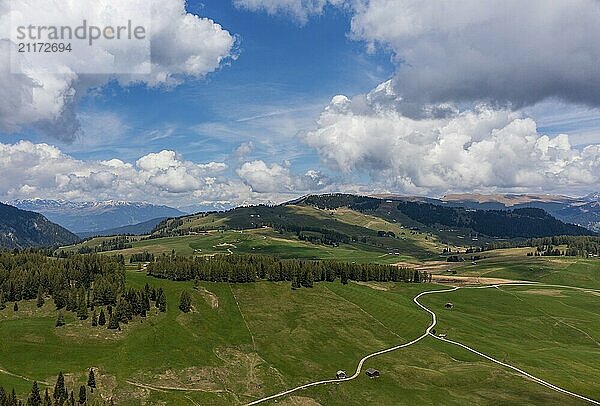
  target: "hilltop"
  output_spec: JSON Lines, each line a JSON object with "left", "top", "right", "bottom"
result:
{"left": 151, "top": 193, "right": 594, "bottom": 241}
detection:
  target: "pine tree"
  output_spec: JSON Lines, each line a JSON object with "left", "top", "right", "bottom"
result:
{"left": 87, "top": 369, "right": 96, "bottom": 391}
{"left": 91, "top": 311, "right": 97, "bottom": 326}
{"left": 69, "top": 390, "right": 75, "bottom": 406}
{"left": 9, "top": 389, "right": 17, "bottom": 406}
{"left": 27, "top": 381, "right": 41, "bottom": 406}
{"left": 77, "top": 294, "right": 88, "bottom": 320}
{"left": 66, "top": 289, "right": 77, "bottom": 312}
{"left": 53, "top": 372, "right": 66, "bottom": 402}
{"left": 291, "top": 275, "right": 300, "bottom": 290}
{"left": 178, "top": 291, "right": 191, "bottom": 313}
{"left": 13, "top": 302, "right": 18, "bottom": 311}
{"left": 43, "top": 388, "right": 51, "bottom": 406}
{"left": 143, "top": 292, "right": 150, "bottom": 311}
{"left": 156, "top": 288, "right": 166, "bottom": 312}
{"left": 302, "top": 269, "right": 314, "bottom": 288}
{"left": 77, "top": 386, "right": 86, "bottom": 405}
{"left": 340, "top": 271, "right": 348, "bottom": 285}
{"left": 98, "top": 309, "right": 106, "bottom": 326}
{"left": 55, "top": 312, "right": 65, "bottom": 327}
{"left": 107, "top": 314, "right": 120, "bottom": 330}
{"left": 36, "top": 289, "right": 45, "bottom": 308}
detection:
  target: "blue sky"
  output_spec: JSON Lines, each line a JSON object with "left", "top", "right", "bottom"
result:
{"left": 17, "top": 0, "right": 393, "bottom": 166}
{"left": 1, "top": 0, "right": 599, "bottom": 206}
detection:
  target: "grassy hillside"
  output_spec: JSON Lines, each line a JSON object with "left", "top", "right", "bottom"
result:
{"left": 1, "top": 268, "right": 598, "bottom": 404}
{"left": 62, "top": 205, "right": 449, "bottom": 263}
{"left": 438, "top": 248, "right": 600, "bottom": 289}
{"left": 0, "top": 202, "right": 80, "bottom": 249}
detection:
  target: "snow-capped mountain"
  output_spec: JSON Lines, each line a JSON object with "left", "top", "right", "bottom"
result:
{"left": 584, "top": 193, "right": 600, "bottom": 202}
{"left": 8, "top": 199, "right": 186, "bottom": 234}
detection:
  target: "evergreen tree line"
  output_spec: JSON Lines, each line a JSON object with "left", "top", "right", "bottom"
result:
{"left": 129, "top": 252, "right": 155, "bottom": 263}
{"left": 0, "top": 252, "right": 166, "bottom": 325}
{"left": 146, "top": 254, "right": 431, "bottom": 286}
{"left": 0, "top": 369, "right": 101, "bottom": 406}
{"left": 396, "top": 202, "right": 595, "bottom": 239}
{"left": 72, "top": 236, "right": 133, "bottom": 255}
{"left": 0, "top": 253, "right": 125, "bottom": 309}
{"left": 58, "top": 283, "right": 167, "bottom": 331}
{"left": 480, "top": 235, "right": 600, "bottom": 257}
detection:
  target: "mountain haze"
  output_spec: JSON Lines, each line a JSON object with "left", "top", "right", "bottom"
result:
{"left": 10, "top": 200, "right": 185, "bottom": 234}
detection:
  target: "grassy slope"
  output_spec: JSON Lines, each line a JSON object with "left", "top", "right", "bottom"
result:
{"left": 420, "top": 285, "right": 600, "bottom": 400}
{"left": 447, "top": 248, "right": 600, "bottom": 289}
{"left": 61, "top": 204, "right": 447, "bottom": 263}
{"left": 1, "top": 272, "right": 598, "bottom": 404}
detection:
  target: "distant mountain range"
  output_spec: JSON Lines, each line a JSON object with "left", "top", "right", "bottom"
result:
{"left": 8, "top": 199, "right": 185, "bottom": 234}
{"left": 78, "top": 217, "right": 170, "bottom": 238}
{"left": 0, "top": 202, "right": 80, "bottom": 249}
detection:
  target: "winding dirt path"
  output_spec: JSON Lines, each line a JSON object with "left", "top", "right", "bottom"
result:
{"left": 0, "top": 367, "right": 50, "bottom": 385}
{"left": 244, "top": 283, "right": 600, "bottom": 405}
{"left": 244, "top": 287, "right": 458, "bottom": 405}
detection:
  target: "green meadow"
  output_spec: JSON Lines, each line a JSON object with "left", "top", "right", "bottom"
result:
{"left": 1, "top": 263, "right": 598, "bottom": 404}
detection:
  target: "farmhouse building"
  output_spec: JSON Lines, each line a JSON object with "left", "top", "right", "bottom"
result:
{"left": 366, "top": 368, "right": 380, "bottom": 378}
{"left": 336, "top": 370, "right": 347, "bottom": 379}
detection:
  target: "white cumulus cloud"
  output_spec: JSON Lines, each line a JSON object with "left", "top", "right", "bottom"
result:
{"left": 237, "top": 160, "right": 331, "bottom": 193}
{"left": 348, "top": 0, "right": 600, "bottom": 111}
{"left": 0, "top": 0, "right": 236, "bottom": 141}
{"left": 305, "top": 92, "right": 600, "bottom": 194}
{"left": 0, "top": 141, "right": 242, "bottom": 204}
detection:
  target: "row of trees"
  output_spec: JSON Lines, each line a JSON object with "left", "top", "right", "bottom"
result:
{"left": 0, "top": 252, "right": 166, "bottom": 328}
{"left": 482, "top": 235, "right": 600, "bottom": 257}
{"left": 397, "top": 202, "right": 594, "bottom": 239}
{"left": 0, "top": 252, "right": 125, "bottom": 309}
{"left": 146, "top": 254, "right": 431, "bottom": 286}
{"left": 129, "top": 252, "right": 155, "bottom": 263}
{"left": 76, "top": 236, "right": 133, "bottom": 255}
{"left": 0, "top": 370, "right": 98, "bottom": 406}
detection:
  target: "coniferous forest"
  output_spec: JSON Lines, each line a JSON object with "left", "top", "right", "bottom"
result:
{"left": 0, "top": 252, "right": 166, "bottom": 323}
{"left": 146, "top": 253, "right": 431, "bottom": 286}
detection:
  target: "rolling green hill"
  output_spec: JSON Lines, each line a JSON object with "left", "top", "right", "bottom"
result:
{"left": 62, "top": 203, "right": 446, "bottom": 263}
{"left": 151, "top": 193, "right": 593, "bottom": 242}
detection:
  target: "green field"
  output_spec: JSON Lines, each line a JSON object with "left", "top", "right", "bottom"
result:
{"left": 446, "top": 248, "right": 600, "bottom": 289}
{"left": 62, "top": 204, "right": 449, "bottom": 264}
{"left": 1, "top": 261, "right": 599, "bottom": 404}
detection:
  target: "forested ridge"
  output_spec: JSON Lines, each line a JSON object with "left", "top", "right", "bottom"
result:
{"left": 395, "top": 202, "right": 594, "bottom": 238}
{"left": 0, "top": 203, "right": 80, "bottom": 249}
{"left": 479, "top": 235, "right": 600, "bottom": 257}
{"left": 148, "top": 194, "right": 594, "bottom": 245}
